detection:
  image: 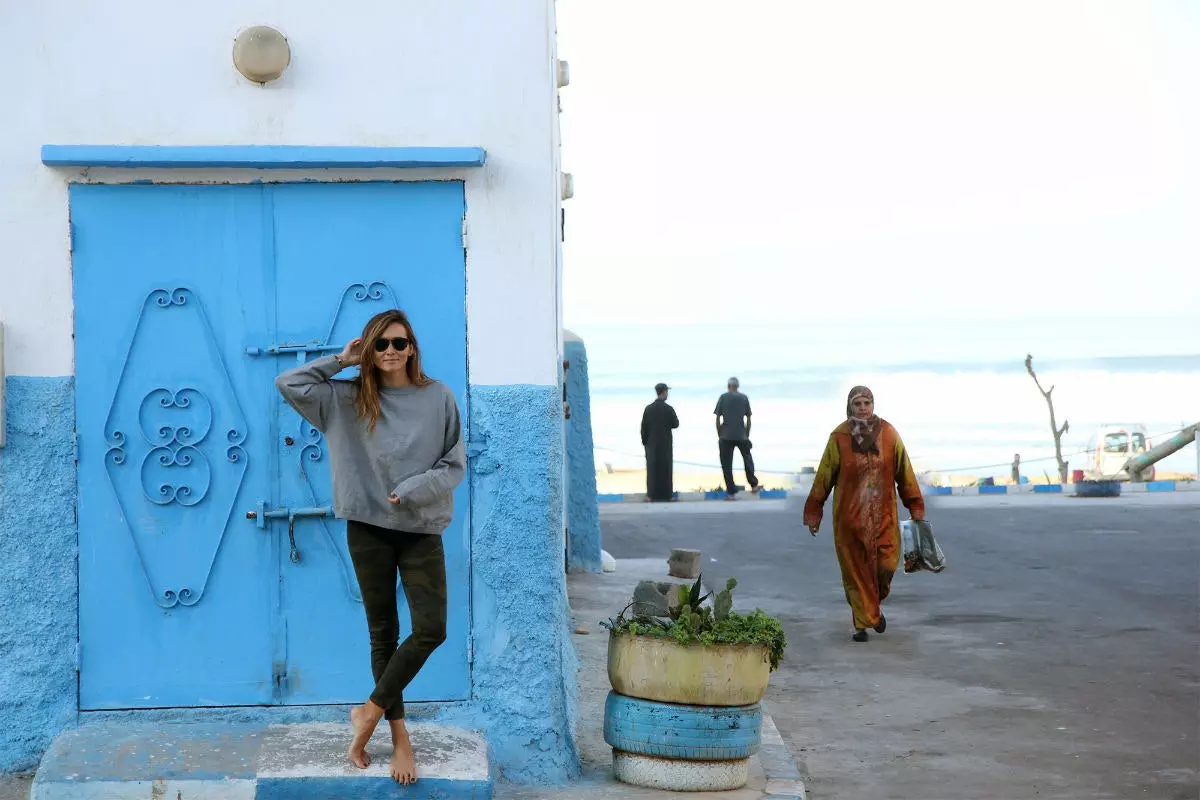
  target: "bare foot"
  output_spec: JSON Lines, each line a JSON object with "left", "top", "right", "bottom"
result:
{"left": 348, "top": 702, "right": 383, "bottom": 769}
{"left": 388, "top": 719, "right": 418, "bottom": 785}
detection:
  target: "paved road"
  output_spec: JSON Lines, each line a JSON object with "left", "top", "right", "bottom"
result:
{"left": 600, "top": 496, "right": 1200, "bottom": 800}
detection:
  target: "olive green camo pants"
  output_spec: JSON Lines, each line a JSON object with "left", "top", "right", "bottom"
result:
{"left": 346, "top": 520, "right": 448, "bottom": 720}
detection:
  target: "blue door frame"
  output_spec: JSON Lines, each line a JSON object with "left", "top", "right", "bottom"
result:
{"left": 72, "top": 181, "right": 471, "bottom": 710}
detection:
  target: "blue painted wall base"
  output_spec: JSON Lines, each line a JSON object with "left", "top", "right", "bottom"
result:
{"left": 463, "top": 385, "right": 580, "bottom": 783}
{"left": 563, "top": 340, "right": 602, "bottom": 573}
{"left": 0, "top": 377, "right": 79, "bottom": 772}
{"left": 0, "top": 379, "right": 580, "bottom": 785}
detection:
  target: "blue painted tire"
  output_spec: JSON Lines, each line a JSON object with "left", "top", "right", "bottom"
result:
{"left": 603, "top": 692, "right": 762, "bottom": 761}
{"left": 1075, "top": 480, "right": 1121, "bottom": 498}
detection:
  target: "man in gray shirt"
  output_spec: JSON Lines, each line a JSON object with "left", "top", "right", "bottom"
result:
{"left": 714, "top": 377, "right": 761, "bottom": 499}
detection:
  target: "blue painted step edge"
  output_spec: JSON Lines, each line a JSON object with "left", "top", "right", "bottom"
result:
{"left": 31, "top": 721, "right": 493, "bottom": 799}
{"left": 256, "top": 776, "right": 494, "bottom": 799}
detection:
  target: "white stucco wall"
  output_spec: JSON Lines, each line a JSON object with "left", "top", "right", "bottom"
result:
{"left": 0, "top": 0, "right": 561, "bottom": 386}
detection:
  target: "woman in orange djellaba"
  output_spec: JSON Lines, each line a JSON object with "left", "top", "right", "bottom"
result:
{"left": 803, "top": 386, "right": 925, "bottom": 642}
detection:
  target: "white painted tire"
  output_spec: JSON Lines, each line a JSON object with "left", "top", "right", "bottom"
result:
{"left": 612, "top": 750, "right": 749, "bottom": 791}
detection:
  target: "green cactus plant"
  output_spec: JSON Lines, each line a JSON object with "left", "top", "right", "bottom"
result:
{"left": 714, "top": 578, "right": 736, "bottom": 621}
{"left": 602, "top": 574, "right": 786, "bottom": 671}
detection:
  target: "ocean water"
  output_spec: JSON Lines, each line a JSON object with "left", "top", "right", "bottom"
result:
{"left": 570, "top": 319, "right": 1200, "bottom": 480}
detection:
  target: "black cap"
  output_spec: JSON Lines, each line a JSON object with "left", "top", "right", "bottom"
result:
{"left": 655, "top": 383, "right": 670, "bottom": 393}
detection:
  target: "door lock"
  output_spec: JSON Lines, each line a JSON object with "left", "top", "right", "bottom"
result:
{"left": 246, "top": 501, "right": 333, "bottom": 564}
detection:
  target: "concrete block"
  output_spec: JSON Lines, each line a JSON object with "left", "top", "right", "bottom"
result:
{"left": 668, "top": 549, "right": 702, "bottom": 579}
{"left": 631, "top": 581, "right": 685, "bottom": 617}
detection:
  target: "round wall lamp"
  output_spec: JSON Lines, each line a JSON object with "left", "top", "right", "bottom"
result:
{"left": 233, "top": 26, "right": 291, "bottom": 84}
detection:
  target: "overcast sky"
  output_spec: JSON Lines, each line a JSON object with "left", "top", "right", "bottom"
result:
{"left": 556, "top": 1, "right": 1199, "bottom": 337}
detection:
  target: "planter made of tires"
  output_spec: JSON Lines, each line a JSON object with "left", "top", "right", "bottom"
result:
{"left": 608, "top": 631, "right": 770, "bottom": 706}
{"left": 613, "top": 750, "right": 750, "bottom": 792}
{"left": 1075, "top": 479, "right": 1122, "bottom": 498}
{"left": 603, "top": 692, "right": 762, "bottom": 761}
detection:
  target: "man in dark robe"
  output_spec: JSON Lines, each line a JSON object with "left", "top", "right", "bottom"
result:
{"left": 641, "top": 383, "right": 680, "bottom": 501}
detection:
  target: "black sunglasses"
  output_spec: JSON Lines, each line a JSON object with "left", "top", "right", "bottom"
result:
{"left": 373, "top": 337, "right": 411, "bottom": 353}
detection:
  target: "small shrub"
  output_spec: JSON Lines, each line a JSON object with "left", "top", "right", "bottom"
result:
{"left": 601, "top": 575, "right": 787, "bottom": 671}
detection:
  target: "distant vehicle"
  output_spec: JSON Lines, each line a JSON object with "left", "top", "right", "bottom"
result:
{"left": 1085, "top": 423, "right": 1155, "bottom": 481}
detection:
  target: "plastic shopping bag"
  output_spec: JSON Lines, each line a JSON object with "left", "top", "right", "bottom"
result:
{"left": 900, "top": 519, "right": 946, "bottom": 574}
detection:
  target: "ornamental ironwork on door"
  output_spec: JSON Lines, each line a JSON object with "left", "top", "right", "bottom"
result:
{"left": 244, "top": 279, "right": 402, "bottom": 601}
{"left": 102, "top": 287, "right": 248, "bottom": 608}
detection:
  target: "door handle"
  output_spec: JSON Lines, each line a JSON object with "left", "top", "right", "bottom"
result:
{"left": 245, "top": 343, "right": 343, "bottom": 364}
{"left": 246, "top": 501, "right": 333, "bottom": 564}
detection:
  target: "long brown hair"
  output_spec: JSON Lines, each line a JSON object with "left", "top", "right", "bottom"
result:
{"left": 354, "top": 309, "right": 434, "bottom": 431}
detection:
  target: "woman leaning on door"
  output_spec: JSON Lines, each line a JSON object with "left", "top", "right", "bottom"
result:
{"left": 275, "top": 308, "right": 465, "bottom": 786}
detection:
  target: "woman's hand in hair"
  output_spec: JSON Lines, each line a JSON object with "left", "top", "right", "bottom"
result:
{"left": 338, "top": 337, "right": 364, "bottom": 367}
{"left": 388, "top": 493, "right": 401, "bottom": 505}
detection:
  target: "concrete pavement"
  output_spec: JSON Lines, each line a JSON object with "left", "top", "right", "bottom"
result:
{"left": 6, "top": 492, "right": 1193, "bottom": 798}
{"left": 599, "top": 494, "right": 1200, "bottom": 799}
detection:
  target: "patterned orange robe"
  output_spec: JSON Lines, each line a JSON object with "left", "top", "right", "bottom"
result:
{"left": 804, "top": 419, "right": 925, "bottom": 630}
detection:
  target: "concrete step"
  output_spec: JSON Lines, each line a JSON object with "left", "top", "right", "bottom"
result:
{"left": 31, "top": 719, "right": 492, "bottom": 799}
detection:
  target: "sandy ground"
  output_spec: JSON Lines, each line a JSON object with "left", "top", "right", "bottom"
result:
{"left": 595, "top": 467, "right": 1197, "bottom": 496}
{"left": 595, "top": 468, "right": 785, "bottom": 495}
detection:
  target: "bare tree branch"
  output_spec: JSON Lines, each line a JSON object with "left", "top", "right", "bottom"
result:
{"left": 1026, "top": 354, "right": 1070, "bottom": 483}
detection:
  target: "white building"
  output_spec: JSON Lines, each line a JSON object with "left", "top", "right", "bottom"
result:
{"left": 0, "top": 0, "right": 578, "bottom": 787}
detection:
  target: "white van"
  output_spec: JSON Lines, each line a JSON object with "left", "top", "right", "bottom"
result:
{"left": 1086, "top": 423, "right": 1155, "bottom": 481}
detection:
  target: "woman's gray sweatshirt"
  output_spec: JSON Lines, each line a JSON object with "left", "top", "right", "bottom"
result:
{"left": 274, "top": 355, "right": 465, "bottom": 534}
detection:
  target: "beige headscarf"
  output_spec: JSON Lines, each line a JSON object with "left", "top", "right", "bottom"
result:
{"left": 846, "top": 385, "right": 881, "bottom": 455}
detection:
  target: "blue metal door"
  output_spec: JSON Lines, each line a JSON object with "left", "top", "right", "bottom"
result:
{"left": 73, "top": 182, "right": 470, "bottom": 709}
{"left": 74, "top": 185, "right": 277, "bottom": 708}
{"left": 267, "top": 182, "right": 471, "bottom": 704}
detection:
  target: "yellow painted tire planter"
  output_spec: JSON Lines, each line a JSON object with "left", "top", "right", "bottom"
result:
{"left": 607, "top": 631, "right": 771, "bottom": 707}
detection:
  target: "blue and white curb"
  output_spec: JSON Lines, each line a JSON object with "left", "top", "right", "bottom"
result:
{"left": 598, "top": 480, "right": 1197, "bottom": 504}
{"left": 929, "top": 480, "right": 1198, "bottom": 496}
{"left": 758, "top": 710, "right": 806, "bottom": 800}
